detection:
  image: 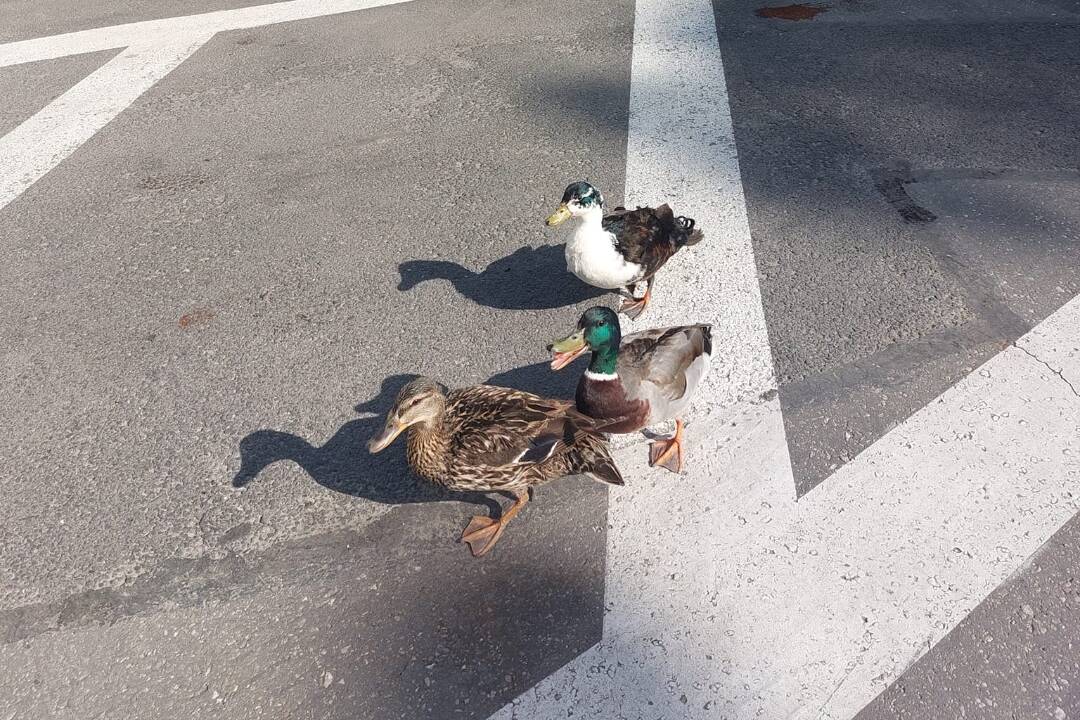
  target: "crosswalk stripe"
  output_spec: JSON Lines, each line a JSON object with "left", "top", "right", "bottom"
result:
{"left": 0, "top": 38, "right": 212, "bottom": 213}
{"left": 0, "top": 0, "right": 414, "bottom": 213}
{"left": 490, "top": 0, "right": 1080, "bottom": 717}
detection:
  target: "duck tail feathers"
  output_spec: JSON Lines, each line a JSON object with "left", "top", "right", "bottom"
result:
{"left": 571, "top": 431, "right": 624, "bottom": 486}
{"left": 675, "top": 215, "right": 705, "bottom": 247}
{"left": 563, "top": 405, "right": 603, "bottom": 433}
{"left": 700, "top": 325, "right": 713, "bottom": 356}
{"left": 585, "top": 448, "right": 625, "bottom": 486}
{"left": 587, "top": 461, "right": 625, "bottom": 486}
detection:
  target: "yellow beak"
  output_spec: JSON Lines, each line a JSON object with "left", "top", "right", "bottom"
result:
{"left": 368, "top": 419, "right": 406, "bottom": 453}
{"left": 547, "top": 329, "right": 588, "bottom": 371}
{"left": 545, "top": 203, "right": 572, "bottom": 227}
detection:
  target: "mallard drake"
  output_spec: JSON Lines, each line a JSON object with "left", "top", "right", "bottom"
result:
{"left": 368, "top": 377, "right": 623, "bottom": 556}
{"left": 547, "top": 306, "right": 712, "bottom": 473}
{"left": 544, "top": 181, "right": 704, "bottom": 319}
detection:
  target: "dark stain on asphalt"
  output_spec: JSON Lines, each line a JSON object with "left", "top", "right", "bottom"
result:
{"left": 756, "top": 3, "right": 830, "bottom": 20}
{"left": 0, "top": 552, "right": 251, "bottom": 644}
{"left": 178, "top": 308, "right": 215, "bottom": 329}
{"left": 872, "top": 165, "right": 938, "bottom": 224}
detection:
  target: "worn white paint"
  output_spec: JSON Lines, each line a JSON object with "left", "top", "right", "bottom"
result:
{"left": 0, "top": 0, "right": 413, "bottom": 212}
{"left": 4, "top": 0, "right": 1077, "bottom": 715}
{"left": 491, "top": 0, "right": 1080, "bottom": 717}
{"left": 0, "top": 38, "right": 210, "bottom": 212}
{"left": 0, "top": 0, "right": 410, "bottom": 67}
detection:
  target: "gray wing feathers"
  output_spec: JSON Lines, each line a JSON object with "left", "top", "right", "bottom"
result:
{"left": 617, "top": 325, "right": 712, "bottom": 421}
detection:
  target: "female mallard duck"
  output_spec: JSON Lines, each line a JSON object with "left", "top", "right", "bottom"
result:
{"left": 548, "top": 306, "right": 712, "bottom": 473}
{"left": 368, "top": 376, "right": 623, "bottom": 556}
{"left": 544, "top": 181, "right": 704, "bottom": 319}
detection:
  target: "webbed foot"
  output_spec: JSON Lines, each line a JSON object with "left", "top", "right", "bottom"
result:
{"left": 459, "top": 516, "right": 506, "bottom": 557}
{"left": 648, "top": 418, "right": 685, "bottom": 474}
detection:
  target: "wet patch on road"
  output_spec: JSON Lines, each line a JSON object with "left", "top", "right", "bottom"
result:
{"left": 755, "top": 3, "right": 830, "bottom": 21}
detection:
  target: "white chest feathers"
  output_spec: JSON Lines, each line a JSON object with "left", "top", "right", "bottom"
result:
{"left": 564, "top": 220, "right": 642, "bottom": 290}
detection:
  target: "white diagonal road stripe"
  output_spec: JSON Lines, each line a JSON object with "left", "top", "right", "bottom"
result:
{"left": 491, "top": 0, "right": 1080, "bottom": 717}
{"left": 0, "top": 0, "right": 410, "bottom": 67}
{"left": 0, "top": 38, "right": 212, "bottom": 212}
{"left": 0, "top": 0, "right": 414, "bottom": 213}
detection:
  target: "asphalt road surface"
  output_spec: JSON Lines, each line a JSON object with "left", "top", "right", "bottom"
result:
{"left": 1, "top": 0, "right": 1078, "bottom": 718}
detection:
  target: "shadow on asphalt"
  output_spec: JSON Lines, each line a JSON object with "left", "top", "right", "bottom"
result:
{"left": 397, "top": 243, "right": 606, "bottom": 311}
{"left": 228, "top": 358, "right": 604, "bottom": 718}
{"left": 233, "top": 374, "right": 495, "bottom": 513}
{"left": 1, "top": 505, "right": 608, "bottom": 720}
{"left": 231, "top": 358, "right": 586, "bottom": 506}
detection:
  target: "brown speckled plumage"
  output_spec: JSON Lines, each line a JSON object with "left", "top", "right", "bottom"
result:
{"left": 369, "top": 377, "right": 622, "bottom": 556}
{"left": 400, "top": 381, "right": 622, "bottom": 493}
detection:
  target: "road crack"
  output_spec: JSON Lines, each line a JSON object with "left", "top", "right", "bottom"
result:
{"left": 1013, "top": 343, "right": 1080, "bottom": 398}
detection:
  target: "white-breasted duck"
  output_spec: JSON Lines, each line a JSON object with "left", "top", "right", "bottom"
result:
{"left": 547, "top": 306, "right": 712, "bottom": 473}
{"left": 544, "top": 181, "right": 704, "bottom": 319}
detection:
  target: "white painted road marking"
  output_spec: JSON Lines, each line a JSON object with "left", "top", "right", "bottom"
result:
{"left": 492, "top": 0, "right": 1080, "bottom": 717}
{"left": 0, "top": 0, "right": 413, "bottom": 212}
{"left": 4, "top": 0, "right": 1077, "bottom": 715}
{"left": 0, "top": 0, "right": 410, "bottom": 67}
{"left": 0, "top": 38, "right": 210, "bottom": 214}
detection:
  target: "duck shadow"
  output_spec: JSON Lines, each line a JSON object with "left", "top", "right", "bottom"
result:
{"left": 231, "top": 360, "right": 585, "bottom": 509}
{"left": 398, "top": 244, "right": 606, "bottom": 311}
{"left": 483, "top": 357, "right": 582, "bottom": 400}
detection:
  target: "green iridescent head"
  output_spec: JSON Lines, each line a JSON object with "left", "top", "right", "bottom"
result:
{"left": 545, "top": 181, "right": 606, "bottom": 226}
{"left": 548, "top": 306, "right": 621, "bottom": 374}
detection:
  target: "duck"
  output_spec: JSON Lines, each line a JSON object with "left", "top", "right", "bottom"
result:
{"left": 547, "top": 306, "right": 712, "bottom": 473}
{"left": 544, "top": 181, "right": 704, "bottom": 319}
{"left": 368, "top": 376, "right": 623, "bottom": 556}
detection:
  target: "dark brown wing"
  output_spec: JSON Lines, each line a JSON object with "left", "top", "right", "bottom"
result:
{"left": 603, "top": 206, "right": 665, "bottom": 268}
{"left": 445, "top": 385, "right": 597, "bottom": 468}
{"left": 603, "top": 204, "right": 698, "bottom": 279}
